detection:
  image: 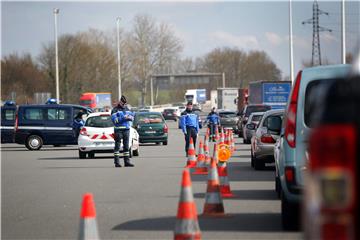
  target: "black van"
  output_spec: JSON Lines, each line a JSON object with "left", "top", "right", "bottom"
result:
{"left": 15, "top": 104, "right": 89, "bottom": 150}
{"left": 1, "top": 101, "right": 17, "bottom": 143}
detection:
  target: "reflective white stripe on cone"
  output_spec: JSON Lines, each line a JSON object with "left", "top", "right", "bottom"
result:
{"left": 79, "top": 193, "right": 100, "bottom": 240}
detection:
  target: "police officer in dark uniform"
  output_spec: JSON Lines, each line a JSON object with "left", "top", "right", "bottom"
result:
{"left": 206, "top": 107, "right": 220, "bottom": 142}
{"left": 111, "top": 96, "right": 134, "bottom": 168}
{"left": 180, "top": 102, "right": 200, "bottom": 156}
{"left": 73, "top": 111, "right": 86, "bottom": 140}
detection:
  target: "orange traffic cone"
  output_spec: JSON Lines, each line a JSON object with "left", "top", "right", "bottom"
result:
{"left": 213, "top": 144, "right": 219, "bottom": 164}
{"left": 202, "top": 157, "right": 225, "bottom": 217}
{"left": 79, "top": 193, "right": 100, "bottom": 240}
{"left": 218, "top": 161, "right": 235, "bottom": 198}
{"left": 203, "top": 136, "right": 211, "bottom": 167}
{"left": 230, "top": 131, "right": 235, "bottom": 153}
{"left": 224, "top": 130, "right": 230, "bottom": 146}
{"left": 215, "top": 126, "right": 219, "bottom": 142}
{"left": 219, "top": 129, "right": 225, "bottom": 145}
{"left": 193, "top": 140, "right": 208, "bottom": 175}
{"left": 186, "top": 138, "right": 197, "bottom": 168}
{"left": 174, "top": 168, "right": 201, "bottom": 240}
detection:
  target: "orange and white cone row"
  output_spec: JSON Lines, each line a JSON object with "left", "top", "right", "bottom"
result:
{"left": 213, "top": 144, "right": 219, "bottom": 164}
{"left": 217, "top": 161, "right": 235, "bottom": 198}
{"left": 193, "top": 140, "right": 208, "bottom": 175}
{"left": 186, "top": 138, "right": 197, "bottom": 168}
{"left": 174, "top": 168, "right": 201, "bottom": 240}
{"left": 203, "top": 157, "right": 225, "bottom": 217}
{"left": 203, "top": 136, "right": 211, "bottom": 167}
{"left": 79, "top": 193, "right": 100, "bottom": 240}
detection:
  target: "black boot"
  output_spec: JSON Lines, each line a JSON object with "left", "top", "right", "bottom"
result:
{"left": 124, "top": 158, "right": 134, "bottom": 167}
{"left": 114, "top": 156, "right": 121, "bottom": 167}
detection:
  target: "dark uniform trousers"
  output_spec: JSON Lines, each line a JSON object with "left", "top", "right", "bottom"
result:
{"left": 114, "top": 128, "right": 130, "bottom": 165}
{"left": 185, "top": 126, "right": 197, "bottom": 154}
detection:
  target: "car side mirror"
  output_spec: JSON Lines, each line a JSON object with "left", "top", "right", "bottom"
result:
{"left": 246, "top": 123, "right": 256, "bottom": 130}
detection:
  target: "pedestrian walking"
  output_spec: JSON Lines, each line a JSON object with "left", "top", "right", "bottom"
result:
{"left": 111, "top": 96, "right": 134, "bottom": 168}
{"left": 180, "top": 102, "right": 200, "bottom": 156}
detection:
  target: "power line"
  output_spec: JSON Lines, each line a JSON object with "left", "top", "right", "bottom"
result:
{"left": 302, "top": 0, "right": 333, "bottom": 66}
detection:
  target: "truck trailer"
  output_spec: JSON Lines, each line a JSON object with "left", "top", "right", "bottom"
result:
{"left": 79, "top": 92, "right": 112, "bottom": 111}
{"left": 217, "top": 88, "right": 239, "bottom": 111}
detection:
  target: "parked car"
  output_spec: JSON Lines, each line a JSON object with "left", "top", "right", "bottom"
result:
{"left": 78, "top": 112, "right": 139, "bottom": 159}
{"left": 1, "top": 101, "right": 17, "bottom": 143}
{"left": 162, "top": 108, "right": 180, "bottom": 121}
{"left": 134, "top": 112, "right": 168, "bottom": 145}
{"left": 237, "top": 104, "right": 271, "bottom": 137}
{"left": 277, "top": 64, "right": 351, "bottom": 230}
{"left": 15, "top": 104, "right": 89, "bottom": 150}
{"left": 303, "top": 69, "right": 360, "bottom": 240}
{"left": 250, "top": 109, "right": 284, "bottom": 170}
{"left": 242, "top": 112, "right": 264, "bottom": 144}
{"left": 218, "top": 110, "right": 239, "bottom": 133}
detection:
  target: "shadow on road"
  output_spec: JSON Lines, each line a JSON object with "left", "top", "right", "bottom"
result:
{"left": 193, "top": 189, "right": 277, "bottom": 200}
{"left": 112, "top": 213, "right": 283, "bottom": 232}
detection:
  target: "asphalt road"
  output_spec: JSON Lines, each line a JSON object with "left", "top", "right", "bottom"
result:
{"left": 2, "top": 121, "right": 302, "bottom": 239}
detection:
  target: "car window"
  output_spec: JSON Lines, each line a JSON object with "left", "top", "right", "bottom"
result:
{"left": 47, "top": 109, "right": 69, "bottom": 120}
{"left": 85, "top": 115, "right": 113, "bottom": 128}
{"left": 24, "top": 108, "right": 43, "bottom": 120}
{"left": 4, "top": 109, "right": 15, "bottom": 120}
{"left": 245, "top": 106, "right": 271, "bottom": 117}
{"left": 219, "top": 112, "right": 237, "bottom": 118}
{"left": 135, "top": 114, "right": 164, "bottom": 124}
{"left": 251, "top": 115, "right": 263, "bottom": 122}
{"left": 305, "top": 79, "right": 336, "bottom": 128}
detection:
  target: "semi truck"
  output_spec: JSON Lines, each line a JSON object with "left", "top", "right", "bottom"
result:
{"left": 79, "top": 92, "right": 112, "bottom": 111}
{"left": 184, "top": 89, "right": 206, "bottom": 105}
{"left": 217, "top": 88, "right": 239, "bottom": 111}
{"left": 248, "top": 81, "right": 291, "bottom": 109}
{"left": 237, "top": 88, "right": 249, "bottom": 112}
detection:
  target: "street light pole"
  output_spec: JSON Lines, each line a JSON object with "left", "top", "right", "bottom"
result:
{"left": 341, "top": 0, "right": 346, "bottom": 64}
{"left": 53, "top": 8, "right": 60, "bottom": 103}
{"left": 222, "top": 72, "right": 226, "bottom": 88}
{"left": 150, "top": 76, "right": 154, "bottom": 106}
{"left": 116, "top": 17, "right": 122, "bottom": 100}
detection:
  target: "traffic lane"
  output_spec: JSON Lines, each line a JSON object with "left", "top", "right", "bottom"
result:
{"left": 1, "top": 122, "right": 301, "bottom": 239}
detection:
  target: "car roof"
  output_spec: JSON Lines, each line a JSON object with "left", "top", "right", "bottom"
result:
{"left": 18, "top": 104, "right": 86, "bottom": 109}
{"left": 136, "top": 111, "right": 162, "bottom": 115}
{"left": 301, "top": 64, "right": 351, "bottom": 85}
{"left": 262, "top": 109, "right": 285, "bottom": 118}
{"left": 249, "top": 112, "right": 265, "bottom": 117}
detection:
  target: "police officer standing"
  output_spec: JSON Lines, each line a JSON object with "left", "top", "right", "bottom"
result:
{"left": 111, "top": 96, "right": 134, "bottom": 168}
{"left": 180, "top": 102, "right": 200, "bottom": 156}
{"left": 73, "top": 111, "right": 86, "bottom": 140}
{"left": 206, "top": 107, "right": 220, "bottom": 142}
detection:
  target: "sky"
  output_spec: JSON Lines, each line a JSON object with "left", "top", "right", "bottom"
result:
{"left": 1, "top": 1, "right": 359, "bottom": 79}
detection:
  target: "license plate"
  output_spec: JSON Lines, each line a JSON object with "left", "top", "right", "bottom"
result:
{"left": 145, "top": 131, "right": 156, "bottom": 134}
{"left": 95, "top": 142, "right": 112, "bottom": 146}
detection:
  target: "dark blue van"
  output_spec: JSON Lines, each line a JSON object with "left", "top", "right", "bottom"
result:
{"left": 15, "top": 104, "right": 89, "bottom": 150}
{"left": 1, "top": 101, "right": 17, "bottom": 143}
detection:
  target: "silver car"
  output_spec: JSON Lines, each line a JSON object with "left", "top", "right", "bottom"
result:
{"left": 250, "top": 109, "right": 284, "bottom": 170}
{"left": 242, "top": 112, "right": 264, "bottom": 144}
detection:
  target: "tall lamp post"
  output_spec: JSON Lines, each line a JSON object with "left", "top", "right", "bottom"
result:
{"left": 53, "top": 8, "right": 60, "bottom": 102}
{"left": 341, "top": 0, "right": 346, "bottom": 64}
{"left": 289, "top": 0, "right": 295, "bottom": 83}
{"left": 116, "top": 17, "right": 122, "bottom": 100}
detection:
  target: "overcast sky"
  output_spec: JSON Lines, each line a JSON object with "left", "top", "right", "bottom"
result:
{"left": 2, "top": 1, "right": 359, "bottom": 78}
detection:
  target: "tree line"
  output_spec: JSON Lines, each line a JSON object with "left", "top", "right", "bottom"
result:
{"left": 2, "top": 14, "right": 283, "bottom": 106}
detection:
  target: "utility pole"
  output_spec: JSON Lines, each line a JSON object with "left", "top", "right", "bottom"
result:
{"left": 302, "top": 0, "right": 332, "bottom": 66}
{"left": 222, "top": 72, "right": 226, "bottom": 88}
{"left": 53, "top": 8, "right": 60, "bottom": 102}
{"left": 116, "top": 17, "right": 122, "bottom": 100}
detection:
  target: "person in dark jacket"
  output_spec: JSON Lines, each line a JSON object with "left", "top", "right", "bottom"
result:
{"left": 206, "top": 107, "right": 220, "bottom": 142}
{"left": 73, "top": 111, "right": 86, "bottom": 140}
{"left": 111, "top": 95, "right": 134, "bottom": 168}
{"left": 180, "top": 102, "right": 200, "bottom": 156}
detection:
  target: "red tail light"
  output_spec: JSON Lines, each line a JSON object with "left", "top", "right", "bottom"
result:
{"left": 163, "top": 124, "right": 168, "bottom": 133}
{"left": 14, "top": 113, "right": 19, "bottom": 132}
{"left": 285, "top": 166, "right": 295, "bottom": 183}
{"left": 321, "top": 220, "right": 353, "bottom": 240}
{"left": 79, "top": 127, "right": 89, "bottom": 136}
{"left": 285, "top": 71, "right": 302, "bottom": 148}
{"left": 260, "top": 134, "right": 276, "bottom": 143}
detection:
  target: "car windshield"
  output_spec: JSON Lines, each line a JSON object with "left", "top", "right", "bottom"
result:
{"left": 85, "top": 115, "right": 113, "bottom": 128}
{"left": 219, "top": 112, "right": 237, "bottom": 118}
{"left": 164, "top": 109, "right": 175, "bottom": 113}
{"left": 135, "top": 114, "right": 164, "bottom": 124}
{"left": 245, "top": 106, "right": 271, "bottom": 117}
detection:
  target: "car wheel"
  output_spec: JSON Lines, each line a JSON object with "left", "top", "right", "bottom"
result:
{"left": 250, "top": 149, "right": 255, "bottom": 168}
{"left": 25, "top": 135, "right": 43, "bottom": 150}
{"left": 254, "top": 157, "right": 264, "bottom": 170}
{"left": 281, "top": 192, "right": 300, "bottom": 231}
{"left": 133, "top": 147, "right": 139, "bottom": 156}
{"left": 163, "top": 141, "right": 168, "bottom": 145}
{"left": 156, "top": 142, "right": 161, "bottom": 145}
{"left": 88, "top": 152, "right": 95, "bottom": 158}
{"left": 79, "top": 150, "right": 87, "bottom": 159}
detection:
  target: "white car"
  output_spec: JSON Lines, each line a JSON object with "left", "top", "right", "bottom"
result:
{"left": 78, "top": 112, "right": 140, "bottom": 159}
